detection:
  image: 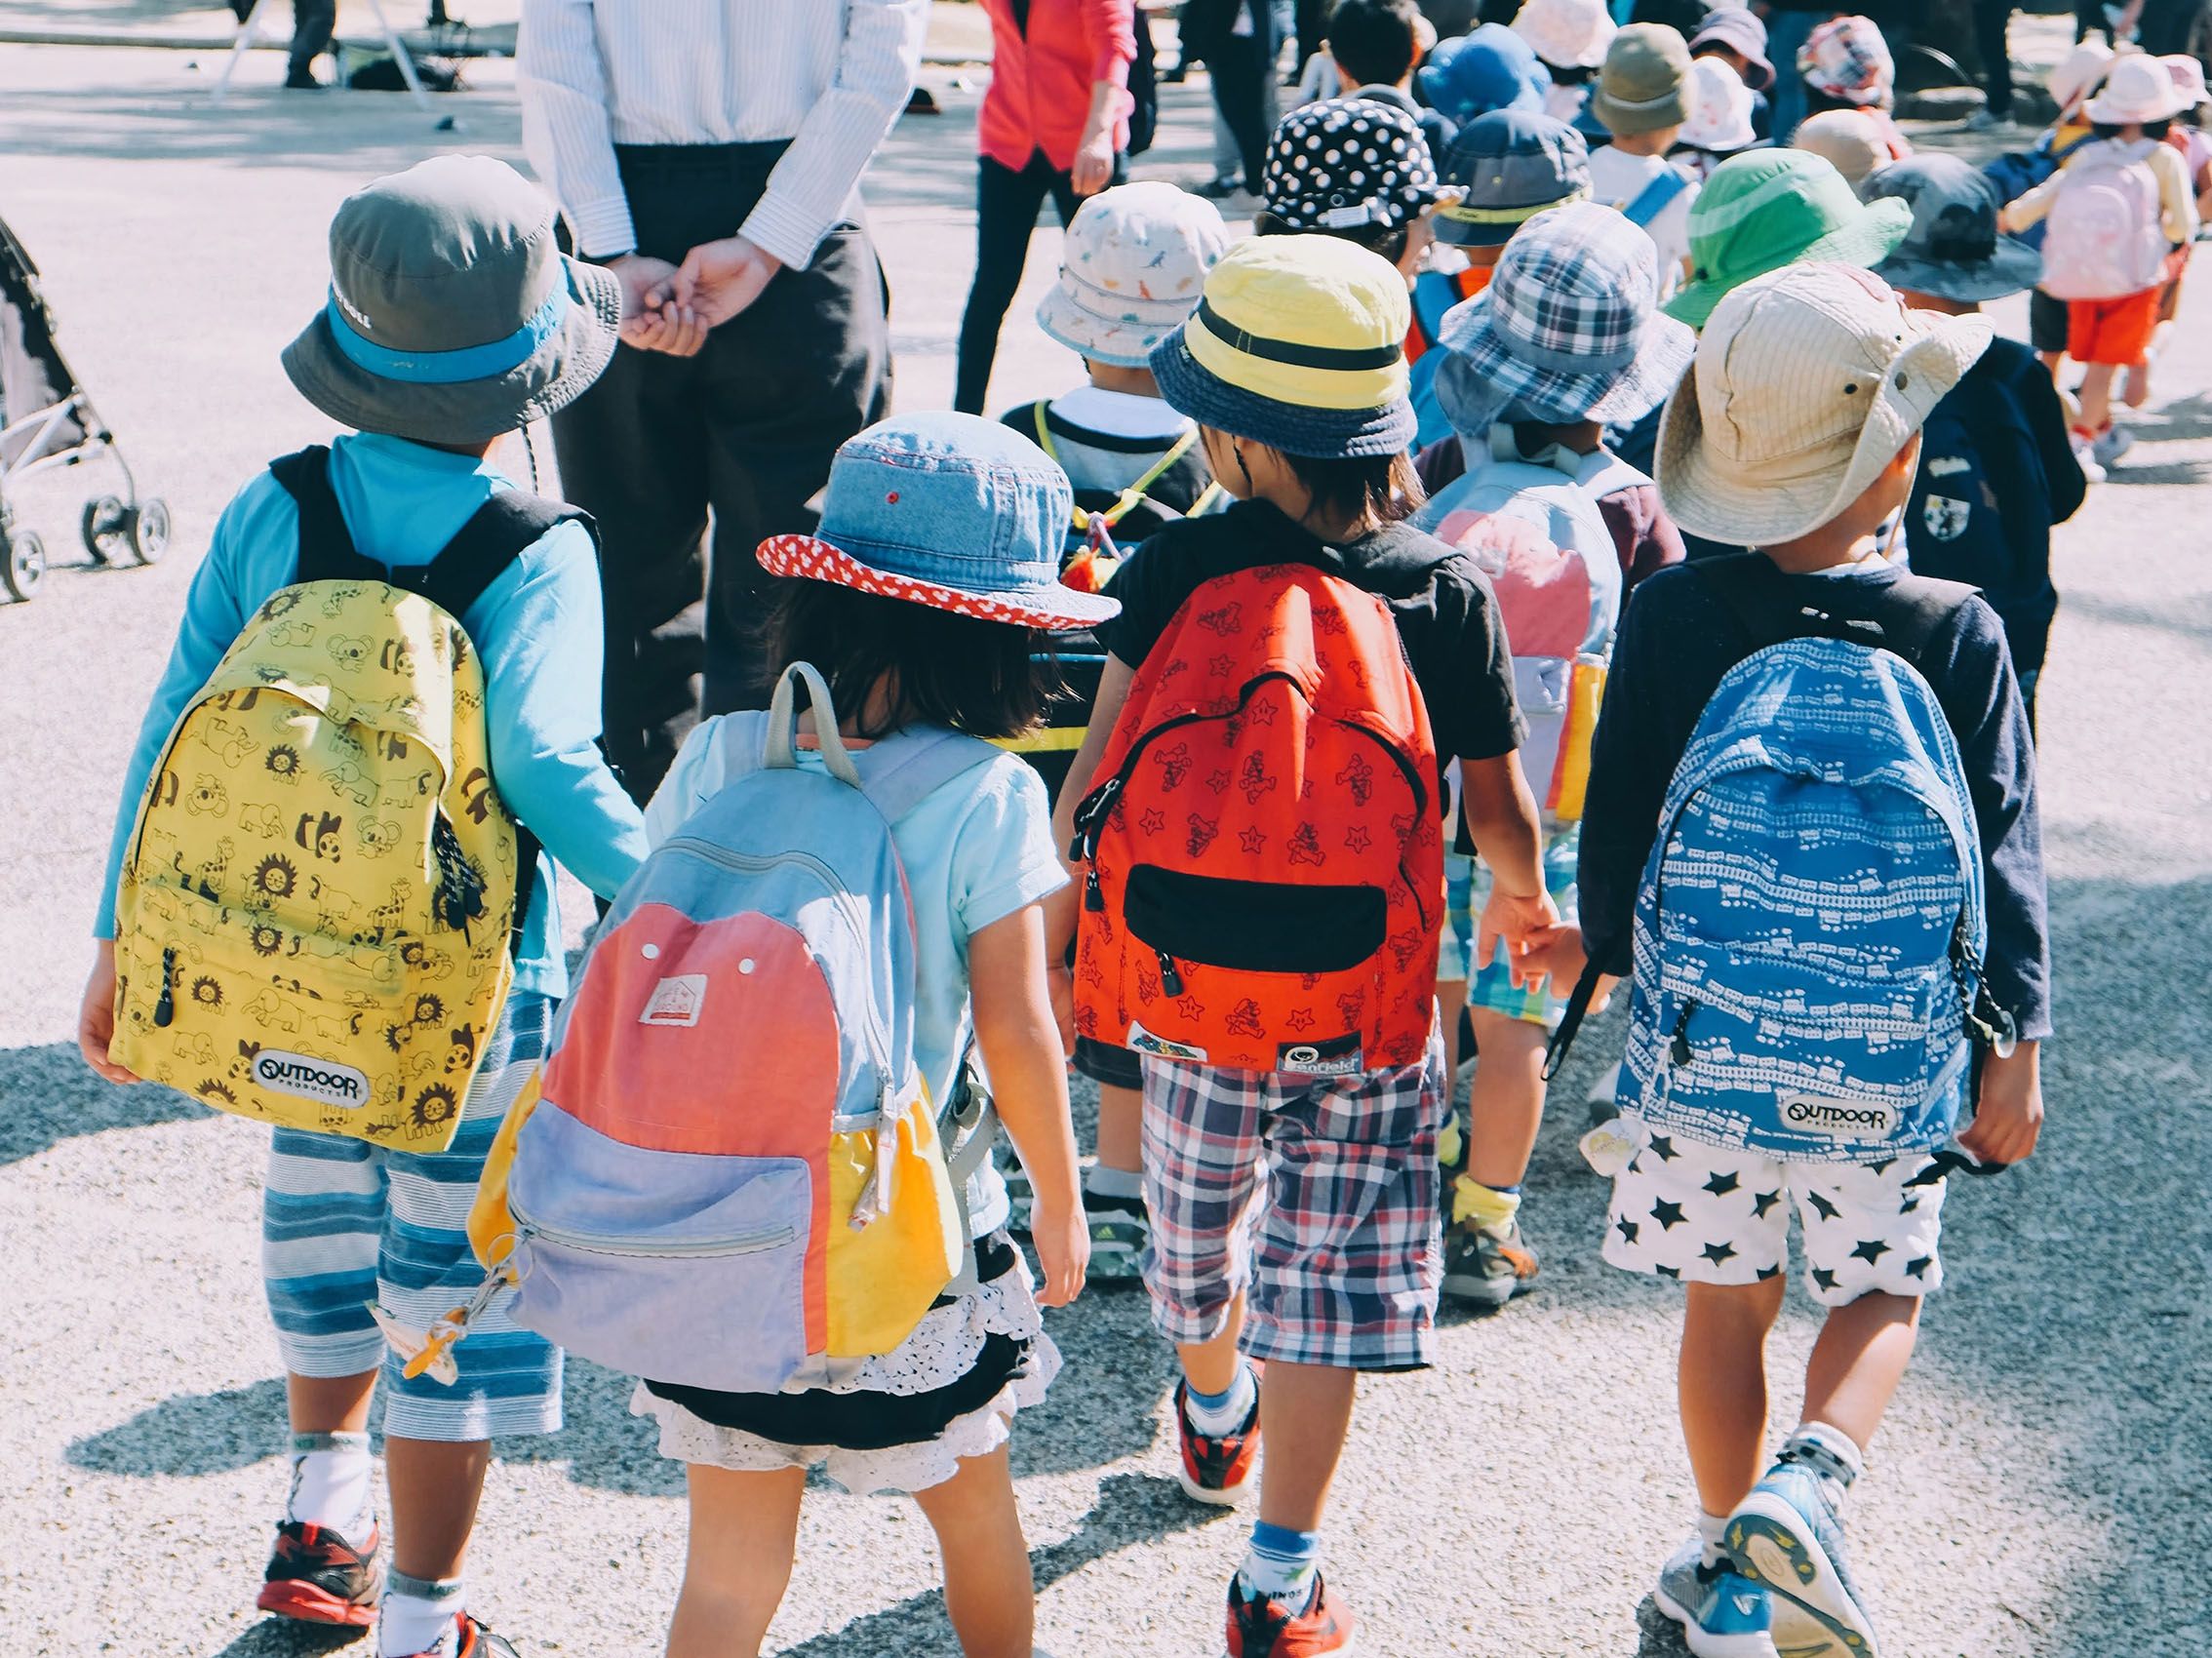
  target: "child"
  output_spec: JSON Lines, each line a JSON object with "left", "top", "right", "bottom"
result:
{"left": 1688, "top": 6, "right": 1776, "bottom": 138}
{"left": 1989, "top": 40, "right": 2113, "bottom": 383}
{"left": 1416, "top": 201, "right": 1694, "bottom": 1305}
{"left": 1797, "top": 15, "right": 1913, "bottom": 163}
{"left": 1513, "top": 0, "right": 1619, "bottom": 135}
{"left": 1867, "top": 154, "right": 2088, "bottom": 730}
{"left": 1427, "top": 107, "right": 1593, "bottom": 300}
{"left": 1793, "top": 106, "right": 1895, "bottom": 191}
{"left": 1051, "top": 235, "right": 1551, "bottom": 1656}
{"left": 1416, "top": 21, "right": 1554, "bottom": 133}
{"left": 637, "top": 413, "right": 1094, "bottom": 1658}
{"left": 75, "top": 156, "right": 650, "bottom": 1658}
{"left": 1587, "top": 23, "right": 1701, "bottom": 296}
{"left": 1004, "top": 178, "right": 1228, "bottom": 1278}
{"left": 1574, "top": 262, "right": 2049, "bottom": 1658}
{"left": 1675, "top": 57, "right": 1761, "bottom": 181}
{"left": 1323, "top": 0, "right": 1457, "bottom": 160}
{"left": 2132, "top": 53, "right": 2212, "bottom": 407}
{"left": 2000, "top": 51, "right": 2197, "bottom": 471}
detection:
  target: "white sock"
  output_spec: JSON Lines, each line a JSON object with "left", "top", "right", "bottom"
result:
{"left": 286, "top": 1431, "right": 373, "bottom": 1538}
{"left": 378, "top": 1573, "right": 465, "bottom": 1658}
{"left": 1697, "top": 1509, "right": 1729, "bottom": 1570}
{"left": 1183, "top": 1362, "right": 1258, "bottom": 1436}
{"left": 1084, "top": 1164, "right": 1143, "bottom": 1202}
{"left": 1784, "top": 1419, "right": 1866, "bottom": 1508}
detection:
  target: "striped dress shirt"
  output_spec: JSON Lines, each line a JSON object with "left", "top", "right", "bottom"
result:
{"left": 518, "top": 0, "right": 928, "bottom": 268}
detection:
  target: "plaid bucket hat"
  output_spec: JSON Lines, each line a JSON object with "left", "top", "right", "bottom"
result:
{"left": 757, "top": 413, "right": 1117, "bottom": 630}
{"left": 1688, "top": 6, "right": 1774, "bottom": 92}
{"left": 1434, "top": 110, "right": 1592, "bottom": 247}
{"left": 1260, "top": 98, "right": 1447, "bottom": 235}
{"left": 1799, "top": 15, "right": 1894, "bottom": 107}
{"left": 1864, "top": 154, "right": 2041, "bottom": 303}
{"left": 1658, "top": 263, "right": 1991, "bottom": 545}
{"left": 1434, "top": 199, "right": 1696, "bottom": 432}
{"left": 1036, "top": 182, "right": 1230, "bottom": 369}
{"left": 282, "top": 154, "right": 620, "bottom": 447}
{"left": 1150, "top": 234, "right": 1414, "bottom": 457}
{"left": 1665, "top": 148, "right": 1912, "bottom": 327}
{"left": 1416, "top": 25, "right": 1552, "bottom": 129}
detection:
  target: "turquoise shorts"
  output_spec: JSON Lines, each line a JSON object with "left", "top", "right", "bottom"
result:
{"left": 1437, "top": 824, "right": 1581, "bottom": 1027}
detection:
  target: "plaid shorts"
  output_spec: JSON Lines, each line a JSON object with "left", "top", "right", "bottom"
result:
{"left": 1138, "top": 1019, "right": 1446, "bottom": 1370}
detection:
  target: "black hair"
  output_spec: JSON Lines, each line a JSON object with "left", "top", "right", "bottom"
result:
{"left": 1802, "top": 84, "right": 1890, "bottom": 119}
{"left": 761, "top": 580, "right": 1056, "bottom": 741}
{"left": 1325, "top": 0, "right": 1422, "bottom": 89}
{"left": 1282, "top": 450, "right": 1425, "bottom": 529}
{"left": 1544, "top": 60, "right": 1596, "bottom": 86}
{"left": 2093, "top": 118, "right": 2172, "bottom": 138}
{"left": 1253, "top": 208, "right": 1410, "bottom": 268}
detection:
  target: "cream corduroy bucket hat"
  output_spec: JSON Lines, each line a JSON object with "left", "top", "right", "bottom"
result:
{"left": 1658, "top": 263, "right": 1991, "bottom": 546}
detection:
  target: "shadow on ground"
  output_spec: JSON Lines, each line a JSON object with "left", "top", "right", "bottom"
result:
{"left": 0, "top": 1039, "right": 205, "bottom": 1165}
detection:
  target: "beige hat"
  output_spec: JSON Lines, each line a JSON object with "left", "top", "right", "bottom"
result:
{"left": 1657, "top": 263, "right": 1992, "bottom": 546}
{"left": 1512, "top": 0, "right": 1616, "bottom": 70}
{"left": 2047, "top": 39, "right": 2114, "bottom": 115}
{"left": 1591, "top": 23, "right": 1694, "bottom": 136}
{"left": 2085, "top": 51, "right": 2188, "bottom": 125}
{"left": 1793, "top": 108, "right": 1891, "bottom": 189}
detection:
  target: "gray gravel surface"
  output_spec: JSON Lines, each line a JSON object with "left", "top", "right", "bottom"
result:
{"left": 0, "top": 43, "right": 2204, "bottom": 1658}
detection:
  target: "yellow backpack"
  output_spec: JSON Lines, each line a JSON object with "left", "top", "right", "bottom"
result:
{"left": 109, "top": 448, "right": 573, "bottom": 1153}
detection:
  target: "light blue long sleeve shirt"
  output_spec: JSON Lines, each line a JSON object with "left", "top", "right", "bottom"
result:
{"left": 96, "top": 432, "right": 648, "bottom": 1000}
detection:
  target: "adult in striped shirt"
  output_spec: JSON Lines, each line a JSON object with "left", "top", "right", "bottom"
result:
{"left": 519, "top": 0, "right": 928, "bottom": 799}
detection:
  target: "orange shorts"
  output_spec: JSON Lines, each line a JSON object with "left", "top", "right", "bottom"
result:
{"left": 2068, "top": 287, "right": 2162, "bottom": 366}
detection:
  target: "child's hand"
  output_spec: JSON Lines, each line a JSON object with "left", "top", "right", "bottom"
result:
{"left": 77, "top": 941, "right": 138, "bottom": 1086}
{"left": 1517, "top": 925, "right": 1588, "bottom": 999}
{"left": 1959, "top": 1042, "right": 2042, "bottom": 1166}
{"left": 1478, "top": 886, "right": 1564, "bottom": 989}
{"left": 1028, "top": 1194, "right": 1090, "bottom": 1308}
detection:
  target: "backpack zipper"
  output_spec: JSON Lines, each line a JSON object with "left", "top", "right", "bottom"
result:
{"left": 509, "top": 1195, "right": 795, "bottom": 1261}
{"left": 1155, "top": 949, "right": 1185, "bottom": 998}
{"left": 153, "top": 946, "right": 178, "bottom": 1028}
{"left": 1669, "top": 1000, "right": 1696, "bottom": 1068}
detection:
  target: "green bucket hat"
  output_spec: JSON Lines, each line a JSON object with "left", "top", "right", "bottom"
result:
{"left": 282, "top": 154, "right": 622, "bottom": 446}
{"left": 1663, "top": 148, "right": 1913, "bottom": 329}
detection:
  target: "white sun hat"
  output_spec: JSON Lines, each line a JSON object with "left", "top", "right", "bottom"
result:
{"left": 1512, "top": 0, "right": 1616, "bottom": 70}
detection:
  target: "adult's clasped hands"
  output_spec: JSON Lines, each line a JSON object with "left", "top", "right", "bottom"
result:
{"left": 609, "top": 238, "right": 784, "bottom": 358}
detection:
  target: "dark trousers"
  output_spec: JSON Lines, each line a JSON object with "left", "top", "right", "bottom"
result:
{"left": 954, "top": 152, "right": 1087, "bottom": 415}
{"left": 552, "top": 142, "right": 890, "bottom": 802}
{"left": 288, "top": 0, "right": 336, "bottom": 74}
{"left": 1976, "top": 0, "right": 2015, "bottom": 117}
{"left": 1206, "top": 13, "right": 1279, "bottom": 187}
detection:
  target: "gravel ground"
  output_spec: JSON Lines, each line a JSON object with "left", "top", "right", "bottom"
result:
{"left": 0, "top": 43, "right": 2205, "bottom": 1658}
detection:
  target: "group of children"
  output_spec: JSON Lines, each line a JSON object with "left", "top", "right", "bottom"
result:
{"left": 72, "top": 8, "right": 2094, "bottom": 1658}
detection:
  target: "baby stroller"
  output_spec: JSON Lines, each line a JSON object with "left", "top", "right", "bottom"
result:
{"left": 0, "top": 213, "right": 169, "bottom": 602}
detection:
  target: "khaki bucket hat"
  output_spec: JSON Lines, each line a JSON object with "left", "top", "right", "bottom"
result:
{"left": 283, "top": 154, "right": 621, "bottom": 446}
{"left": 1657, "top": 263, "right": 1991, "bottom": 546}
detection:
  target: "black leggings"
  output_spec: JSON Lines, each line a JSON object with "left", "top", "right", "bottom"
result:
{"left": 955, "top": 150, "right": 1105, "bottom": 414}
{"left": 1975, "top": 0, "right": 2015, "bottom": 117}
{"left": 1206, "top": 17, "right": 1278, "bottom": 187}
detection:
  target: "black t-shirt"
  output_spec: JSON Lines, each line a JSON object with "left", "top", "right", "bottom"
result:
{"left": 1094, "top": 497, "right": 1527, "bottom": 769}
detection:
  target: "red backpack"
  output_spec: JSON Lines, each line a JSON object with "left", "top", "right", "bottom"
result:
{"left": 1070, "top": 563, "right": 1443, "bottom": 1076}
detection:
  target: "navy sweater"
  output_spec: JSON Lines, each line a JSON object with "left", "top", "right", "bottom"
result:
{"left": 1577, "top": 559, "right": 2054, "bottom": 1042}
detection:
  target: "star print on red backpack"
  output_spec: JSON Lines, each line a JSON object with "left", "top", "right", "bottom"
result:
{"left": 1070, "top": 562, "right": 1442, "bottom": 1076}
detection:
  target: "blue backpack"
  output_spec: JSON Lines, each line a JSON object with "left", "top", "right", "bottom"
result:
{"left": 1549, "top": 558, "right": 2015, "bottom": 1160}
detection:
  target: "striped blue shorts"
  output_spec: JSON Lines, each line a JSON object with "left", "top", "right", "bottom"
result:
{"left": 261, "top": 994, "right": 561, "bottom": 1441}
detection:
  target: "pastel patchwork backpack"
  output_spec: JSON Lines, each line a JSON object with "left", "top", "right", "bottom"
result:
{"left": 2039, "top": 141, "right": 2168, "bottom": 300}
{"left": 458, "top": 665, "right": 1005, "bottom": 1392}
{"left": 108, "top": 447, "right": 567, "bottom": 1152}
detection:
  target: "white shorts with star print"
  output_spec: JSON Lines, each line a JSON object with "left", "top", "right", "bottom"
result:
{"left": 1600, "top": 1129, "right": 1948, "bottom": 1307}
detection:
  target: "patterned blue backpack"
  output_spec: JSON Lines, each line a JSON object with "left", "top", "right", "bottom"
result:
{"left": 1550, "top": 557, "right": 2017, "bottom": 1160}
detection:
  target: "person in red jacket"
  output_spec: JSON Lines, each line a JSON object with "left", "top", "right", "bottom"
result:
{"left": 955, "top": 0, "right": 1138, "bottom": 414}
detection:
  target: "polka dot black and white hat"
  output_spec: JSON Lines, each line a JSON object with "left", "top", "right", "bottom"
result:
{"left": 1259, "top": 98, "right": 1447, "bottom": 238}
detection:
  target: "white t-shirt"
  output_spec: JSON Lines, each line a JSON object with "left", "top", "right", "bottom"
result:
{"left": 1587, "top": 145, "right": 1699, "bottom": 299}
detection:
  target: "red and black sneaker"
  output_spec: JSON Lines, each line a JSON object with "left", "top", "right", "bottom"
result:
{"left": 1173, "top": 1378, "right": 1260, "bottom": 1507}
{"left": 1226, "top": 1572, "right": 1358, "bottom": 1657}
{"left": 256, "top": 1519, "right": 383, "bottom": 1627}
{"left": 387, "top": 1613, "right": 521, "bottom": 1658}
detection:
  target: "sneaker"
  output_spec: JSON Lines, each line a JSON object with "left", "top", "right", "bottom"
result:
{"left": 284, "top": 65, "right": 328, "bottom": 89}
{"left": 2092, "top": 423, "right": 2135, "bottom": 467}
{"left": 257, "top": 1520, "right": 382, "bottom": 1627}
{"left": 1194, "top": 174, "right": 1248, "bottom": 200}
{"left": 2069, "top": 435, "right": 2107, "bottom": 486}
{"left": 387, "top": 1613, "right": 521, "bottom": 1658}
{"left": 1225, "top": 1572, "right": 1356, "bottom": 1657}
{"left": 1173, "top": 1377, "right": 1260, "bottom": 1506}
{"left": 1082, "top": 1182, "right": 1148, "bottom": 1282}
{"left": 1654, "top": 1537, "right": 1779, "bottom": 1658}
{"left": 1726, "top": 1460, "right": 1879, "bottom": 1658}
{"left": 1441, "top": 1217, "right": 1540, "bottom": 1307}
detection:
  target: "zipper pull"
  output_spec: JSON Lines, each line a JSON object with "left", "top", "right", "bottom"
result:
{"left": 1156, "top": 949, "right": 1184, "bottom": 999}
{"left": 1669, "top": 1001, "right": 1695, "bottom": 1069}
{"left": 1084, "top": 869, "right": 1103, "bottom": 911}
{"left": 153, "top": 946, "right": 178, "bottom": 1028}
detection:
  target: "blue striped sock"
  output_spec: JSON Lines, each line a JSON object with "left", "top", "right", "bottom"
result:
{"left": 1238, "top": 1520, "right": 1321, "bottom": 1611}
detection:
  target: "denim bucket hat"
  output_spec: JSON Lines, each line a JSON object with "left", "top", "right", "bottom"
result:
{"left": 1417, "top": 25, "right": 1552, "bottom": 127}
{"left": 282, "top": 154, "right": 621, "bottom": 447}
{"left": 1665, "top": 148, "right": 1912, "bottom": 327}
{"left": 1435, "top": 110, "right": 1593, "bottom": 246}
{"left": 1435, "top": 200, "right": 1696, "bottom": 431}
{"left": 756, "top": 414, "right": 1117, "bottom": 630}
{"left": 1150, "top": 234, "right": 1414, "bottom": 457}
{"left": 1864, "top": 154, "right": 2042, "bottom": 303}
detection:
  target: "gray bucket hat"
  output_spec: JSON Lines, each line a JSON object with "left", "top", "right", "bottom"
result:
{"left": 282, "top": 154, "right": 621, "bottom": 446}
{"left": 1435, "top": 110, "right": 1593, "bottom": 247}
{"left": 1863, "top": 154, "right": 2041, "bottom": 303}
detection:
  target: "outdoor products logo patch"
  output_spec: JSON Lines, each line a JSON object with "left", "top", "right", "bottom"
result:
{"left": 1276, "top": 1032, "right": 1363, "bottom": 1076}
{"left": 1126, "top": 1019, "right": 1207, "bottom": 1063}
{"left": 640, "top": 974, "right": 707, "bottom": 1028}
{"left": 252, "top": 1049, "right": 370, "bottom": 1109}
{"left": 1781, "top": 1095, "right": 1898, "bottom": 1139}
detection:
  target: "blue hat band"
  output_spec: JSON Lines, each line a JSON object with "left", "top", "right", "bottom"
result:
{"left": 326, "top": 285, "right": 570, "bottom": 385}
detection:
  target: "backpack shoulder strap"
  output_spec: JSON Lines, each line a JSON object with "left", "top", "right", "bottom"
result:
{"left": 416, "top": 491, "right": 591, "bottom": 624}
{"left": 1410, "top": 269, "right": 1461, "bottom": 348}
{"left": 853, "top": 727, "right": 1006, "bottom": 825}
{"left": 1693, "top": 552, "right": 1976, "bottom": 671}
{"left": 270, "top": 446, "right": 381, "bottom": 584}
{"left": 1622, "top": 167, "right": 1688, "bottom": 228}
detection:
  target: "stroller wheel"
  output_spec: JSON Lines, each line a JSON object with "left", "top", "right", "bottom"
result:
{"left": 4, "top": 529, "right": 46, "bottom": 601}
{"left": 127, "top": 499, "right": 172, "bottom": 566}
{"left": 83, "top": 494, "right": 130, "bottom": 565}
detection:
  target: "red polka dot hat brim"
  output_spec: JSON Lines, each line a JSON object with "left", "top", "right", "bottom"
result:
{"left": 757, "top": 533, "right": 1122, "bottom": 632}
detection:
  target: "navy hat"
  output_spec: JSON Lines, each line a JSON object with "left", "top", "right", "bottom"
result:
{"left": 1863, "top": 154, "right": 2042, "bottom": 304}
{"left": 1434, "top": 111, "right": 1592, "bottom": 247}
